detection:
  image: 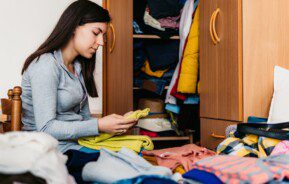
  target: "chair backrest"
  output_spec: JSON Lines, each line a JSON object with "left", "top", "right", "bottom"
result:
{"left": 0, "top": 86, "right": 22, "bottom": 132}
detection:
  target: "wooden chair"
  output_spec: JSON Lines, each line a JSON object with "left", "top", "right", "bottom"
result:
{"left": 0, "top": 86, "right": 22, "bottom": 132}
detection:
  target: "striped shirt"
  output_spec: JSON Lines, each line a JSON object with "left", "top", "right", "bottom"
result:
{"left": 192, "top": 154, "right": 289, "bottom": 184}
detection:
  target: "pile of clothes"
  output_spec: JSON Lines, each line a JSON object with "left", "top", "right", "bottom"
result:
{"left": 3, "top": 130, "right": 289, "bottom": 183}
{"left": 133, "top": 0, "right": 185, "bottom": 38}
{"left": 133, "top": 0, "right": 185, "bottom": 96}
{"left": 133, "top": 39, "right": 179, "bottom": 96}
{"left": 0, "top": 132, "right": 75, "bottom": 184}
{"left": 135, "top": 98, "right": 180, "bottom": 138}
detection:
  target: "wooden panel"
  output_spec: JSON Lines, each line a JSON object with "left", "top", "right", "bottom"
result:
{"left": 200, "top": 0, "right": 242, "bottom": 121}
{"left": 200, "top": 0, "right": 218, "bottom": 118}
{"left": 201, "top": 118, "right": 238, "bottom": 150}
{"left": 216, "top": 0, "right": 243, "bottom": 121}
{"left": 102, "top": 0, "right": 108, "bottom": 116}
{"left": 243, "top": 0, "right": 289, "bottom": 120}
{"left": 104, "top": 0, "right": 133, "bottom": 115}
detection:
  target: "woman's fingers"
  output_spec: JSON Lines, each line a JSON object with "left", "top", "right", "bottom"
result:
{"left": 111, "top": 114, "right": 125, "bottom": 119}
{"left": 123, "top": 111, "right": 133, "bottom": 117}
{"left": 116, "top": 123, "right": 133, "bottom": 130}
{"left": 114, "top": 128, "right": 127, "bottom": 135}
{"left": 118, "top": 118, "right": 136, "bottom": 124}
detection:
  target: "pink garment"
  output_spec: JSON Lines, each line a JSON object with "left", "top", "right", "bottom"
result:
{"left": 158, "top": 14, "right": 181, "bottom": 30}
{"left": 192, "top": 155, "right": 289, "bottom": 184}
{"left": 271, "top": 140, "right": 289, "bottom": 155}
{"left": 142, "top": 144, "right": 216, "bottom": 171}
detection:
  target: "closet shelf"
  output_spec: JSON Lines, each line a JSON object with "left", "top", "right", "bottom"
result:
{"left": 133, "top": 86, "right": 169, "bottom": 90}
{"left": 133, "top": 34, "right": 180, "bottom": 40}
{"left": 151, "top": 136, "right": 191, "bottom": 141}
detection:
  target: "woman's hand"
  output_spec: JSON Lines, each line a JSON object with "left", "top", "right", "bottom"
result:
{"left": 123, "top": 111, "right": 133, "bottom": 118}
{"left": 98, "top": 114, "right": 136, "bottom": 135}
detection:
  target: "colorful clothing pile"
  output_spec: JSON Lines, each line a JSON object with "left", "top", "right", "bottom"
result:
{"left": 142, "top": 144, "right": 215, "bottom": 172}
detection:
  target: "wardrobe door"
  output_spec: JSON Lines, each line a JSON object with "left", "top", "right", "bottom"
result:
{"left": 199, "top": 0, "right": 219, "bottom": 119}
{"left": 215, "top": 0, "right": 243, "bottom": 121}
{"left": 200, "top": 0, "right": 243, "bottom": 121}
{"left": 103, "top": 0, "right": 133, "bottom": 115}
{"left": 242, "top": 0, "right": 289, "bottom": 120}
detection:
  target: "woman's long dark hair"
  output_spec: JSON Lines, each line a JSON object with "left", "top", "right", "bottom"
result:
{"left": 21, "top": 0, "right": 110, "bottom": 97}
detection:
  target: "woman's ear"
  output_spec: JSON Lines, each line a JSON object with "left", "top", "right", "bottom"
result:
{"left": 72, "top": 26, "right": 80, "bottom": 37}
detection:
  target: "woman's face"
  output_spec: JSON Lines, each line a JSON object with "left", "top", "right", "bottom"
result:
{"left": 73, "top": 22, "right": 107, "bottom": 59}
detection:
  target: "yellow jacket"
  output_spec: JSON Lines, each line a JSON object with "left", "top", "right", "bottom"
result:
{"left": 177, "top": 6, "right": 199, "bottom": 93}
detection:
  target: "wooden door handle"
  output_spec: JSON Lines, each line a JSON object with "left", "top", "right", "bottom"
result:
{"left": 109, "top": 23, "right": 116, "bottom": 53}
{"left": 212, "top": 8, "right": 220, "bottom": 43}
{"left": 209, "top": 10, "right": 218, "bottom": 44}
{"left": 211, "top": 133, "right": 226, "bottom": 139}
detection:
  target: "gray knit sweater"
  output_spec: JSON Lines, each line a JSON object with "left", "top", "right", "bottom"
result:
{"left": 21, "top": 49, "right": 99, "bottom": 153}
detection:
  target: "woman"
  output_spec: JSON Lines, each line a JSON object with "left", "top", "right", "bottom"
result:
{"left": 21, "top": 0, "right": 135, "bottom": 153}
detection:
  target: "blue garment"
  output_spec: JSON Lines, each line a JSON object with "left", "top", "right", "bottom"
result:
{"left": 165, "top": 104, "right": 180, "bottom": 114}
{"left": 162, "top": 68, "right": 175, "bottom": 79}
{"left": 183, "top": 169, "right": 223, "bottom": 184}
{"left": 133, "top": 41, "right": 147, "bottom": 72}
{"left": 133, "top": 21, "right": 143, "bottom": 34}
{"left": 184, "top": 95, "right": 199, "bottom": 105}
{"left": 134, "top": 77, "right": 167, "bottom": 95}
{"left": 21, "top": 49, "right": 99, "bottom": 153}
{"left": 147, "top": 0, "right": 182, "bottom": 19}
{"left": 79, "top": 147, "right": 100, "bottom": 154}
{"left": 113, "top": 175, "right": 177, "bottom": 184}
{"left": 145, "top": 40, "right": 179, "bottom": 71}
{"left": 64, "top": 149, "right": 100, "bottom": 184}
{"left": 179, "top": 0, "right": 187, "bottom": 6}
{"left": 247, "top": 116, "right": 268, "bottom": 123}
{"left": 83, "top": 148, "right": 172, "bottom": 183}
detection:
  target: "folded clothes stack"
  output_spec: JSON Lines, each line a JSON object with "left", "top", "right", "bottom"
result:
{"left": 136, "top": 98, "right": 179, "bottom": 137}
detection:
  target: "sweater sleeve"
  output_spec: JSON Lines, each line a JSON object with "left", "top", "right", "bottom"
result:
{"left": 29, "top": 56, "right": 99, "bottom": 140}
{"left": 79, "top": 97, "right": 94, "bottom": 120}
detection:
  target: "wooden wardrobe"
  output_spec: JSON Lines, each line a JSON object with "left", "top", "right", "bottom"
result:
{"left": 102, "top": 0, "right": 289, "bottom": 149}
{"left": 200, "top": 0, "right": 289, "bottom": 149}
{"left": 102, "top": 0, "right": 133, "bottom": 116}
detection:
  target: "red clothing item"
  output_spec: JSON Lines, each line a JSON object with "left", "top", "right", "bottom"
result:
{"left": 142, "top": 144, "right": 215, "bottom": 171}
{"left": 140, "top": 130, "right": 158, "bottom": 137}
{"left": 170, "top": 40, "right": 187, "bottom": 101}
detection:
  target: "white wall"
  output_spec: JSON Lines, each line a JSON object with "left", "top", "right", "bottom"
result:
{"left": 0, "top": 0, "right": 103, "bottom": 114}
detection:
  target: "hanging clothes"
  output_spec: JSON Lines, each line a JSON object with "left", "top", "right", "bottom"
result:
{"left": 177, "top": 6, "right": 199, "bottom": 94}
{"left": 165, "top": 0, "right": 199, "bottom": 104}
{"left": 170, "top": 5, "right": 199, "bottom": 100}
